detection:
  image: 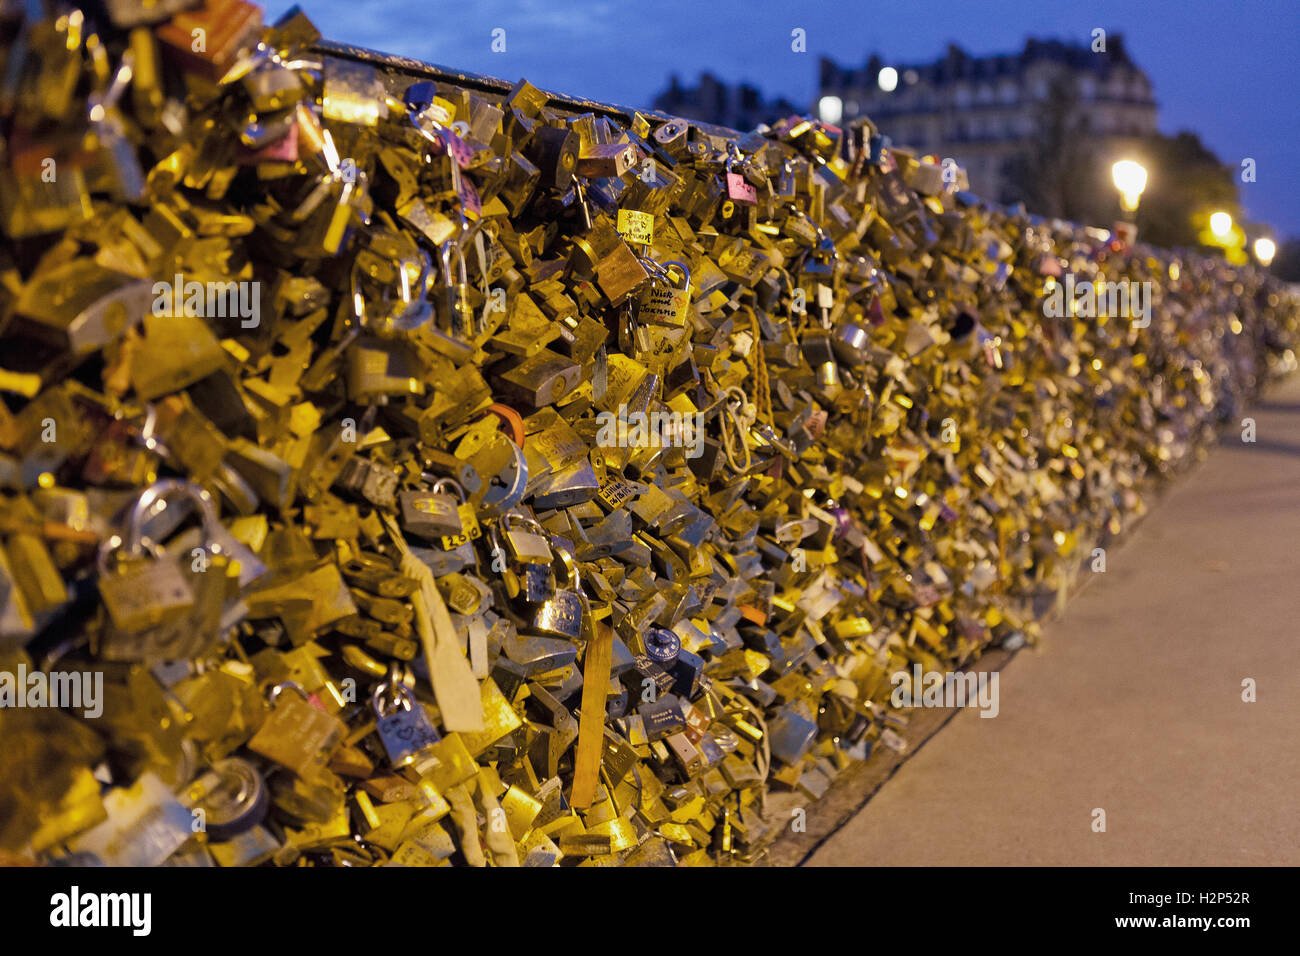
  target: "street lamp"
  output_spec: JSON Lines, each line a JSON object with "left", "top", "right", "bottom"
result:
{"left": 1111, "top": 160, "right": 1147, "bottom": 213}
{"left": 1210, "top": 211, "right": 1233, "bottom": 240}
{"left": 1253, "top": 237, "right": 1276, "bottom": 267}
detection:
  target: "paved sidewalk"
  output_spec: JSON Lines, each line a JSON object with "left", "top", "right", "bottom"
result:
{"left": 807, "top": 375, "right": 1300, "bottom": 866}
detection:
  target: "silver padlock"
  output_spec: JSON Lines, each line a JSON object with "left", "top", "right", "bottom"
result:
{"left": 399, "top": 480, "right": 463, "bottom": 541}
{"left": 530, "top": 540, "right": 583, "bottom": 641}
{"left": 371, "top": 669, "right": 441, "bottom": 768}
{"left": 499, "top": 513, "right": 552, "bottom": 565}
{"left": 438, "top": 238, "right": 476, "bottom": 338}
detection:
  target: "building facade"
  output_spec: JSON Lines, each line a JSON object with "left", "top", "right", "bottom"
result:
{"left": 652, "top": 73, "right": 798, "bottom": 133}
{"left": 817, "top": 37, "right": 1158, "bottom": 207}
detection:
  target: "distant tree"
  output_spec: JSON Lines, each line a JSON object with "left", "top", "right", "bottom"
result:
{"left": 999, "top": 73, "right": 1093, "bottom": 220}
{"left": 1131, "top": 131, "right": 1240, "bottom": 250}
{"left": 998, "top": 80, "right": 1242, "bottom": 249}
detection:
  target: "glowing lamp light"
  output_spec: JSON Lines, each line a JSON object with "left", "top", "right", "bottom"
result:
{"left": 1110, "top": 160, "right": 1147, "bottom": 213}
{"left": 1253, "top": 237, "right": 1276, "bottom": 266}
{"left": 817, "top": 95, "right": 843, "bottom": 125}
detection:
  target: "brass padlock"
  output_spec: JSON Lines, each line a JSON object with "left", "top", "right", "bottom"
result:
{"left": 433, "top": 478, "right": 481, "bottom": 550}
{"left": 486, "top": 522, "right": 547, "bottom": 603}
{"left": 637, "top": 259, "right": 692, "bottom": 329}
{"left": 96, "top": 546, "right": 195, "bottom": 658}
{"left": 247, "top": 681, "right": 346, "bottom": 777}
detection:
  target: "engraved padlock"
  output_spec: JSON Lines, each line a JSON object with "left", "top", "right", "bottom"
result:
{"left": 530, "top": 540, "right": 583, "bottom": 641}
{"left": 247, "top": 681, "right": 345, "bottom": 776}
{"left": 429, "top": 476, "right": 481, "bottom": 550}
{"left": 371, "top": 669, "right": 441, "bottom": 768}
{"left": 638, "top": 259, "right": 693, "bottom": 329}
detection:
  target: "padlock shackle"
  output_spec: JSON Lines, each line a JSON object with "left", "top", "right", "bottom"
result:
{"left": 266, "top": 680, "right": 309, "bottom": 706}
{"left": 98, "top": 479, "right": 223, "bottom": 572}
{"left": 371, "top": 671, "right": 415, "bottom": 718}
{"left": 499, "top": 512, "right": 546, "bottom": 537}
{"left": 135, "top": 403, "right": 166, "bottom": 454}
{"left": 632, "top": 248, "right": 668, "bottom": 284}
{"left": 429, "top": 476, "right": 467, "bottom": 503}
{"left": 359, "top": 247, "right": 436, "bottom": 335}
{"left": 724, "top": 142, "right": 745, "bottom": 172}
{"left": 439, "top": 238, "right": 469, "bottom": 285}
{"left": 662, "top": 259, "right": 691, "bottom": 289}
{"left": 478, "top": 440, "right": 528, "bottom": 517}
{"left": 550, "top": 538, "right": 580, "bottom": 590}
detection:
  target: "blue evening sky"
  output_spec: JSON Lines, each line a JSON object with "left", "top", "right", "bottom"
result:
{"left": 285, "top": 0, "right": 1300, "bottom": 238}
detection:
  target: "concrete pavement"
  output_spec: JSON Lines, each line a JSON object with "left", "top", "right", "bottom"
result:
{"left": 805, "top": 375, "right": 1300, "bottom": 866}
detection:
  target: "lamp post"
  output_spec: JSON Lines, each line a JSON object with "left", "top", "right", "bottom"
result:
{"left": 1110, "top": 160, "right": 1147, "bottom": 248}
{"left": 1210, "top": 211, "right": 1233, "bottom": 240}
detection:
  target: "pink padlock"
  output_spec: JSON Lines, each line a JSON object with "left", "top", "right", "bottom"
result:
{"left": 725, "top": 171, "right": 756, "bottom": 204}
{"left": 725, "top": 146, "right": 757, "bottom": 203}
